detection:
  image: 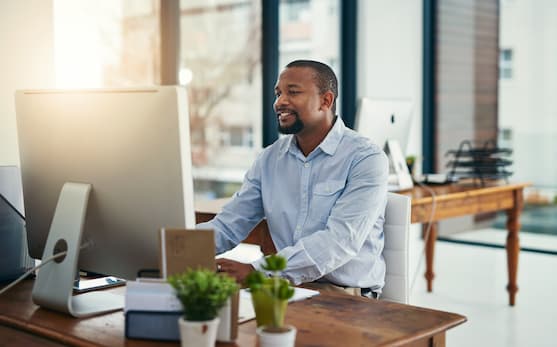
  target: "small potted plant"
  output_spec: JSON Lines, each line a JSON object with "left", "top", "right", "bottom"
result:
{"left": 168, "top": 269, "right": 238, "bottom": 347}
{"left": 245, "top": 254, "right": 296, "bottom": 347}
{"left": 406, "top": 155, "right": 416, "bottom": 176}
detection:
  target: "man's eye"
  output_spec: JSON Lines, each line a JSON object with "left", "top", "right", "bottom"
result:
{"left": 289, "top": 91, "right": 300, "bottom": 95}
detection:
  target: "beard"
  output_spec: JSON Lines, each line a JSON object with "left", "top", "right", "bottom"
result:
{"left": 277, "top": 113, "right": 305, "bottom": 134}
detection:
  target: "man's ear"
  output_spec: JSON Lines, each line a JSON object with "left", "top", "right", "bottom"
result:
{"left": 320, "top": 91, "right": 334, "bottom": 111}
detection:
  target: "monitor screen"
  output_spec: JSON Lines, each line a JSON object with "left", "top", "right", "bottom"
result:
{"left": 354, "top": 98, "right": 413, "bottom": 155}
{"left": 15, "top": 86, "right": 195, "bottom": 280}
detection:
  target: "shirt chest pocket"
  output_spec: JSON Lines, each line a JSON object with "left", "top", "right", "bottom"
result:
{"left": 310, "top": 180, "right": 346, "bottom": 224}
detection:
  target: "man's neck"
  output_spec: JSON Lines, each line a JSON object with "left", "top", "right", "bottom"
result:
{"left": 295, "top": 116, "right": 336, "bottom": 157}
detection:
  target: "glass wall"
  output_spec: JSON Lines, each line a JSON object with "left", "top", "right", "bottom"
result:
{"left": 54, "top": 0, "right": 159, "bottom": 88}
{"left": 53, "top": 0, "right": 344, "bottom": 202}
{"left": 179, "top": 0, "right": 262, "bottom": 200}
{"left": 279, "top": 0, "right": 341, "bottom": 104}
{"left": 279, "top": 0, "right": 339, "bottom": 69}
{"left": 496, "top": 0, "right": 557, "bottom": 243}
{"left": 54, "top": 0, "right": 262, "bottom": 201}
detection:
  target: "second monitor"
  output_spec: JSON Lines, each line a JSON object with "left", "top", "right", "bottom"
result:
{"left": 354, "top": 98, "right": 414, "bottom": 191}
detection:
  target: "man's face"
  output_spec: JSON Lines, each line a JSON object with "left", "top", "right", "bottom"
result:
{"left": 273, "top": 67, "right": 327, "bottom": 135}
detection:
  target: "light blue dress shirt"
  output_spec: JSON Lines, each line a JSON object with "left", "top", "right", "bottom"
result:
{"left": 197, "top": 118, "right": 388, "bottom": 292}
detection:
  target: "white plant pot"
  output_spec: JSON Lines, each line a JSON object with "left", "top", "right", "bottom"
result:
{"left": 178, "top": 316, "right": 220, "bottom": 347}
{"left": 256, "top": 325, "right": 297, "bottom": 347}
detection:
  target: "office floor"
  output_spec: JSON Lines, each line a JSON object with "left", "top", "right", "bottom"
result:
{"left": 409, "top": 230, "right": 557, "bottom": 347}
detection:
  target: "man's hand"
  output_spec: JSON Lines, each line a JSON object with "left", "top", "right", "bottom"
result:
{"left": 216, "top": 258, "right": 255, "bottom": 285}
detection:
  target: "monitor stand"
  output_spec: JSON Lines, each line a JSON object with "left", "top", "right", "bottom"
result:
{"left": 31, "top": 182, "right": 124, "bottom": 318}
{"left": 385, "top": 139, "right": 414, "bottom": 191}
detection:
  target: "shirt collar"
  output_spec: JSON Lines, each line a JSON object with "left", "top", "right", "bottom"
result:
{"left": 318, "top": 116, "right": 344, "bottom": 156}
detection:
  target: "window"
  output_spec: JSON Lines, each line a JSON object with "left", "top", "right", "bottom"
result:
{"left": 498, "top": 2, "right": 557, "bottom": 250}
{"left": 54, "top": 0, "right": 159, "bottom": 88}
{"left": 179, "top": 0, "right": 262, "bottom": 200}
{"left": 499, "top": 48, "right": 513, "bottom": 80}
{"left": 279, "top": 0, "right": 340, "bottom": 75}
{"left": 220, "top": 127, "right": 253, "bottom": 148}
{"left": 53, "top": 0, "right": 352, "bottom": 201}
{"left": 283, "top": 0, "right": 310, "bottom": 22}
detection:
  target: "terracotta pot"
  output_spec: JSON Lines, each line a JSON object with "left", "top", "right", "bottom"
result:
{"left": 178, "top": 316, "right": 220, "bottom": 347}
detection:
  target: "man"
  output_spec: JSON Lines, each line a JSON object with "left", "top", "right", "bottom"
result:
{"left": 197, "top": 60, "right": 388, "bottom": 298}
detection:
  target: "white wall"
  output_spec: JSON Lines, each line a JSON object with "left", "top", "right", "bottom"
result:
{"left": 357, "top": 0, "right": 425, "bottom": 291}
{"left": 357, "top": 0, "right": 423, "bottom": 166}
{"left": 0, "top": 1, "right": 55, "bottom": 166}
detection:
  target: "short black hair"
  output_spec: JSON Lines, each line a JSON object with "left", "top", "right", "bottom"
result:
{"left": 285, "top": 60, "right": 338, "bottom": 115}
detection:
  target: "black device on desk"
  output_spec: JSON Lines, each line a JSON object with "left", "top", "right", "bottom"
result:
{"left": 0, "top": 193, "right": 34, "bottom": 282}
{"left": 0, "top": 166, "right": 34, "bottom": 283}
{"left": 418, "top": 173, "right": 459, "bottom": 185}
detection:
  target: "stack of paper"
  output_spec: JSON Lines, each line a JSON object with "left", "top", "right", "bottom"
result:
{"left": 125, "top": 279, "right": 182, "bottom": 312}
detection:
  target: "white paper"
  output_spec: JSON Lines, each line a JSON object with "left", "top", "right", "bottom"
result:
{"left": 125, "top": 280, "right": 182, "bottom": 312}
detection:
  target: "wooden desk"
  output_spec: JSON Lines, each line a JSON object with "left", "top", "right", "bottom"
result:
{"left": 403, "top": 182, "right": 528, "bottom": 306}
{"left": 0, "top": 279, "right": 466, "bottom": 347}
{"left": 196, "top": 182, "right": 529, "bottom": 306}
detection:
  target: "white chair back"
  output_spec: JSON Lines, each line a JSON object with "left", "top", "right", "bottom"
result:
{"left": 381, "top": 192, "right": 411, "bottom": 304}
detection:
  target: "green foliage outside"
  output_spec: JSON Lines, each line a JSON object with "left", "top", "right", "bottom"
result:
{"left": 168, "top": 268, "right": 239, "bottom": 321}
{"left": 245, "top": 254, "right": 295, "bottom": 328}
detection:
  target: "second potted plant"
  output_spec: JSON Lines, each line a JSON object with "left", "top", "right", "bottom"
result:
{"left": 245, "top": 254, "right": 296, "bottom": 347}
{"left": 168, "top": 268, "right": 238, "bottom": 347}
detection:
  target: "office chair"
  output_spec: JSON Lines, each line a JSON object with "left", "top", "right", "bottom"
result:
{"left": 381, "top": 192, "right": 411, "bottom": 304}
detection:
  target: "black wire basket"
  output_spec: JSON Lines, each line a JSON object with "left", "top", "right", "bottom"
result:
{"left": 445, "top": 140, "right": 513, "bottom": 186}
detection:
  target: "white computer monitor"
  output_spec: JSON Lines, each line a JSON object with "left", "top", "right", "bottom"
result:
{"left": 354, "top": 98, "right": 414, "bottom": 191}
{"left": 15, "top": 86, "right": 195, "bottom": 316}
{"left": 354, "top": 98, "right": 413, "bottom": 154}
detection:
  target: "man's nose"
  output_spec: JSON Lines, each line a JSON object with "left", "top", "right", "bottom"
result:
{"left": 274, "top": 94, "right": 288, "bottom": 108}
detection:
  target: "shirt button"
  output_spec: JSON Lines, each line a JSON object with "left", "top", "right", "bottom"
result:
{"left": 296, "top": 226, "right": 301, "bottom": 231}
{"left": 304, "top": 163, "right": 309, "bottom": 168}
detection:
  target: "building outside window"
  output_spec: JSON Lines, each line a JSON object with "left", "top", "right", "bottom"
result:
{"left": 179, "top": 0, "right": 262, "bottom": 200}
{"left": 279, "top": 0, "right": 340, "bottom": 82}
{"left": 499, "top": 48, "right": 513, "bottom": 79}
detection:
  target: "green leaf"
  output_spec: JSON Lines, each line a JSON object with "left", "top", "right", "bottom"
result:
{"left": 261, "top": 254, "right": 287, "bottom": 272}
{"left": 245, "top": 255, "right": 295, "bottom": 328}
{"left": 168, "top": 268, "right": 239, "bottom": 321}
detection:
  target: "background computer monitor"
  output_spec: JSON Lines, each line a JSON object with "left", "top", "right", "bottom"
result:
{"left": 354, "top": 98, "right": 414, "bottom": 191}
{"left": 16, "top": 86, "right": 195, "bottom": 280}
{"left": 354, "top": 98, "right": 414, "bottom": 154}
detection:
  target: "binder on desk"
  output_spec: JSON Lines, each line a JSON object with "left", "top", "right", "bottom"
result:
{"left": 125, "top": 310, "right": 182, "bottom": 341}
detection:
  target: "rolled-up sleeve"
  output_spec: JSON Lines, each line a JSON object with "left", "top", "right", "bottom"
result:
{"left": 197, "top": 156, "right": 266, "bottom": 255}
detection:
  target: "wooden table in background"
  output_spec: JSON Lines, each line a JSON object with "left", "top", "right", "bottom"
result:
{"left": 0, "top": 279, "right": 466, "bottom": 347}
{"left": 196, "top": 182, "right": 529, "bottom": 306}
